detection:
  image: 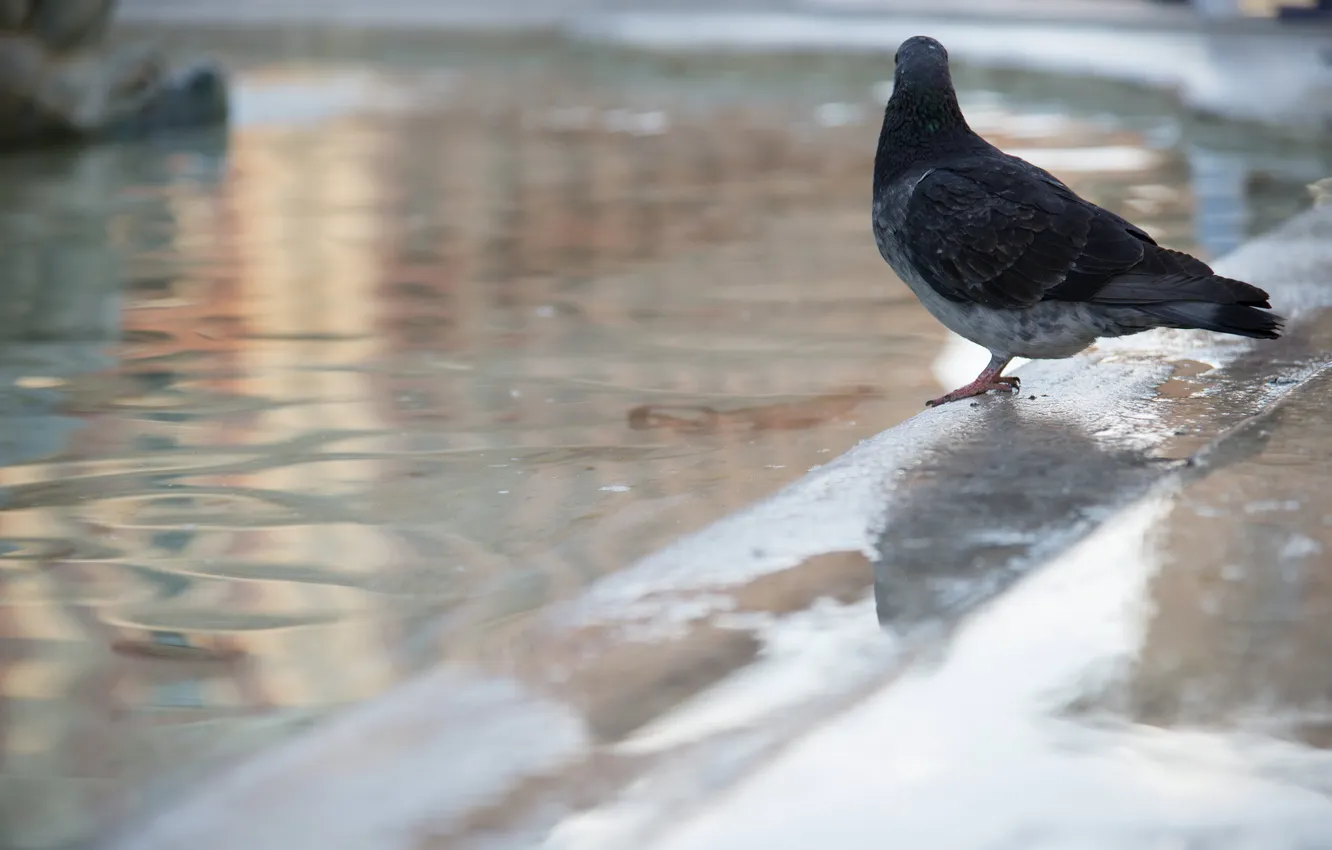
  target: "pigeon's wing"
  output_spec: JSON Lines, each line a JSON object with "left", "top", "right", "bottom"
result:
{"left": 901, "top": 159, "right": 1151, "bottom": 309}
{"left": 1083, "top": 245, "right": 1271, "bottom": 307}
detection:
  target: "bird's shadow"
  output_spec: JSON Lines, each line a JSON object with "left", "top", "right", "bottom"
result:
{"left": 871, "top": 401, "right": 1167, "bottom": 631}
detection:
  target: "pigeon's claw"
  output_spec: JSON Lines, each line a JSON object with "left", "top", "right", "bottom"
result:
{"left": 925, "top": 376, "right": 1017, "bottom": 407}
{"left": 925, "top": 356, "right": 1019, "bottom": 407}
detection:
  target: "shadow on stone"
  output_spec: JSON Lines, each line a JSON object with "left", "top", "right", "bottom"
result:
{"left": 872, "top": 403, "right": 1166, "bottom": 630}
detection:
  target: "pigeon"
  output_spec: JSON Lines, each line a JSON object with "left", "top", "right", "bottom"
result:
{"left": 872, "top": 35, "right": 1284, "bottom": 407}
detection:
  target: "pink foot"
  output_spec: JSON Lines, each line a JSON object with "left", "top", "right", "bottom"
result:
{"left": 926, "top": 368, "right": 1020, "bottom": 408}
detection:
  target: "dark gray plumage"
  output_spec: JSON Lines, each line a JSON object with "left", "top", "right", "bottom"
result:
{"left": 873, "top": 35, "right": 1284, "bottom": 407}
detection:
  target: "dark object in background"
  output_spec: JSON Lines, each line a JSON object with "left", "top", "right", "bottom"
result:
{"left": 0, "top": 0, "right": 228, "bottom": 151}
{"left": 1277, "top": 0, "right": 1332, "bottom": 23}
{"left": 870, "top": 36, "right": 1284, "bottom": 408}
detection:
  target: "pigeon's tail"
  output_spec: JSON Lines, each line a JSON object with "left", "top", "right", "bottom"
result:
{"left": 1097, "top": 248, "right": 1283, "bottom": 340}
{"left": 1139, "top": 301, "right": 1284, "bottom": 340}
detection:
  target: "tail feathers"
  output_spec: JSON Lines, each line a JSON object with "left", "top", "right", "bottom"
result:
{"left": 1140, "top": 301, "right": 1284, "bottom": 340}
{"left": 1202, "top": 274, "right": 1272, "bottom": 308}
{"left": 1093, "top": 242, "right": 1272, "bottom": 308}
{"left": 1094, "top": 272, "right": 1272, "bottom": 309}
{"left": 1146, "top": 246, "right": 1274, "bottom": 306}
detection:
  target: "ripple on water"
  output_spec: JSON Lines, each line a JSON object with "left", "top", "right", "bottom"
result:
{"left": 86, "top": 490, "right": 338, "bottom": 529}
{"left": 0, "top": 536, "right": 122, "bottom": 561}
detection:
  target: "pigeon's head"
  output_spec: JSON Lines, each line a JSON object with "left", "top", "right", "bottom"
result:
{"left": 892, "top": 36, "right": 953, "bottom": 97}
{"left": 878, "top": 35, "right": 967, "bottom": 146}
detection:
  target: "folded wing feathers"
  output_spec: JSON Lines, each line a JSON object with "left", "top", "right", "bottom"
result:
{"left": 906, "top": 161, "right": 1272, "bottom": 312}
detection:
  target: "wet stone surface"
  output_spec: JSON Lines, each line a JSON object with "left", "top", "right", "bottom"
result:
{"left": 1127, "top": 355, "right": 1332, "bottom": 745}
{"left": 872, "top": 304, "right": 1332, "bottom": 634}
{"left": 872, "top": 402, "right": 1167, "bottom": 628}
{"left": 1, "top": 31, "right": 1331, "bottom": 850}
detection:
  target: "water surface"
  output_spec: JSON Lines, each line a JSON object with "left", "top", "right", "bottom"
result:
{"left": 1, "top": 34, "right": 1329, "bottom": 848}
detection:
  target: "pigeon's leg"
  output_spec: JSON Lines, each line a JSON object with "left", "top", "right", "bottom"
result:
{"left": 925, "top": 354, "right": 1019, "bottom": 407}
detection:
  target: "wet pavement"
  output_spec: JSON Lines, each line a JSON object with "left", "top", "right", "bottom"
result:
{"left": 2, "top": 30, "right": 1332, "bottom": 850}
{"left": 1127, "top": 360, "right": 1332, "bottom": 744}
{"left": 606, "top": 314, "right": 1332, "bottom": 850}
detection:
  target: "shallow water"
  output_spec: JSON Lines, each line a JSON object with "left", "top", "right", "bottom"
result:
{"left": 0, "top": 34, "right": 1329, "bottom": 848}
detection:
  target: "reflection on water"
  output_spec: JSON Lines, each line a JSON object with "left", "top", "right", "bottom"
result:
{"left": 0, "top": 36, "right": 1329, "bottom": 848}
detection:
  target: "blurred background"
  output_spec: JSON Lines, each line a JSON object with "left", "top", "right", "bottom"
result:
{"left": 0, "top": 0, "right": 1330, "bottom": 848}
